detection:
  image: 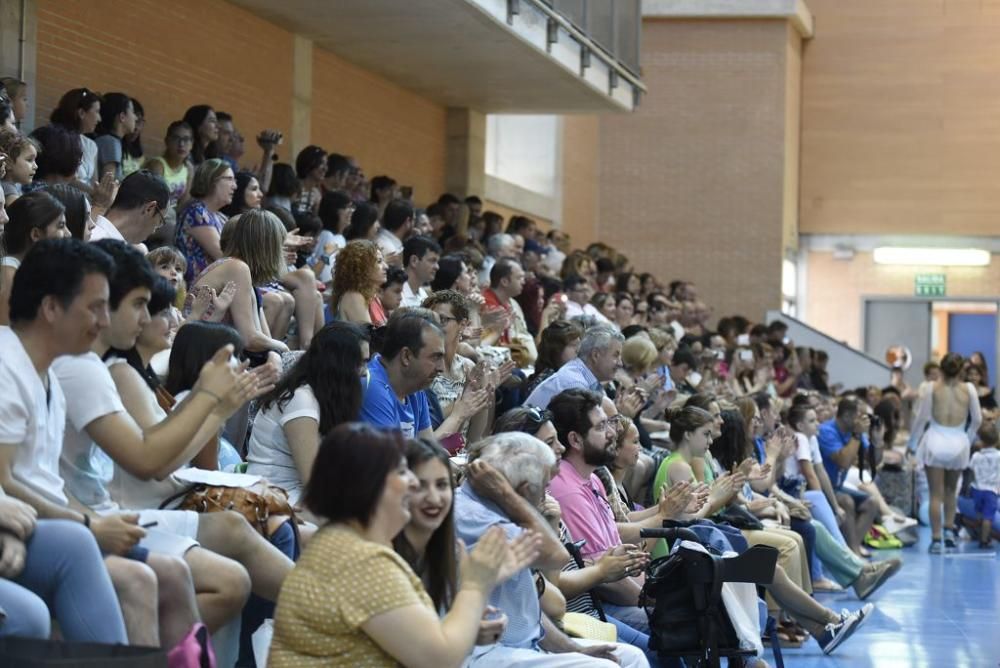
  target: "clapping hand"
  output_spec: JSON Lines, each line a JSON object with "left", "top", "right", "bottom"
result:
{"left": 657, "top": 480, "right": 693, "bottom": 519}
{"left": 616, "top": 387, "right": 646, "bottom": 419}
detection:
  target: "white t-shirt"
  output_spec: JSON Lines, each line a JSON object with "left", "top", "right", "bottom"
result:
{"left": 89, "top": 215, "right": 149, "bottom": 254}
{"left": 77, "top": 134, "right": 99, "bottom": 186}
{"left": 376, "top": 229, "right": 403, "bottom": 258}
{"left": 0, "top": 327, "right": 69, "bottom": 505}
{"left": 54, "top": 353, "right": 188, "bottom": 513}
{"left": 785, "top": 431, "right": 822, "bottom": 479}
{"left": 54, "top": 353, "right": 121, "bottom": 513}
{"left": 401, "top": 281, "right": 429, "bottom": 309}
{"left": 102, "top": 358, "right": 191, "bottom": 511}
{"left": 246, "top": 384, "right": 320, "bottom": 505}
{"left": 971, "top": 448, "right": 1000, "bottom": 494}
{"left": 564, "top": 300, "right": 611, "bottom": 325}
{"left": 88, "top": 214, "right": 124, "bottom": 243}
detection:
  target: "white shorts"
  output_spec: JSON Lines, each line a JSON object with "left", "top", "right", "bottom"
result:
{"left": 918, "top": 423, "right": 971, "bottom": 471}
{"left": 134, "top": 509, "right": 200, "bottom": 557}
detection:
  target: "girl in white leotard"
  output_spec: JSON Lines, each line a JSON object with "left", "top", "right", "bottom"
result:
{"left": 909, "top": 352, "right": 983, "bottom": 553}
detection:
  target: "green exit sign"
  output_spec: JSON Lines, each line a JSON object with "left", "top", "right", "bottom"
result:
{"left": 915, "top": 273, "right": 946, "bottom": 297}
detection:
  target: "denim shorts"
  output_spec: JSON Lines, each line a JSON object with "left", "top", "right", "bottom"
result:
{"left": 971, "top": 488, "right": 999, "bottom": 520}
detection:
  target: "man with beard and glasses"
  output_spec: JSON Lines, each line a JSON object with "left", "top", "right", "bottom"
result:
{"left": 547, "top": 388, "right": 656, "bottom": 635}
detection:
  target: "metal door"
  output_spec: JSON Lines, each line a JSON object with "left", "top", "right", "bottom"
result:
{"left": 863, "top": 300, "right": 932, "bottom": 387}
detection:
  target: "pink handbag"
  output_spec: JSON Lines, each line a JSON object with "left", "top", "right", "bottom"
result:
{"left": 167, "top": 624, "right": 216, "bottom": 668}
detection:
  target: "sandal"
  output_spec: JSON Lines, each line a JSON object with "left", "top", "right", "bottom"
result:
{"left": 779, "top": 620, "right": 809, "bottom": 642}
{"left": 765, "top": 628, "right": 803, "bottom": 648}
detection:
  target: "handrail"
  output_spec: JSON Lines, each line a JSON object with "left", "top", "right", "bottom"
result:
{"left": 522, "top": 0, "right": 647, "bottom": 93}
{"left": 766, "top": 310, "right": 891, "bottom": 370}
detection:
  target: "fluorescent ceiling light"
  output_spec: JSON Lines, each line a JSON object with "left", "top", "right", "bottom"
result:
{"left": 872, "top": 247, "right": 991, "bottom": 267}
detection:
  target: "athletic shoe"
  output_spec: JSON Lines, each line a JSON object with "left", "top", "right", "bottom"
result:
{"left": 943, "top": 528, "right": 958, "bottom": 552}
{"left": 839, "top": 603, "right": 875, "bottom": 625}
{"left": 853, "top": 559, "right": 901, "bottom": 599}
{"left": 929, "top": 539, "right": 944, "bottom": 554}
{"left": 817, "top": 608, "right": 868, "bottom": 655}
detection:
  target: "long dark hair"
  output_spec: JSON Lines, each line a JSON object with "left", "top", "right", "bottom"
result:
{"left": 317, "top": 189, "right": 352, "bottom": 234}
{"left": 181, "top": 105, "right": 217, "bottom": 164}
{"left": 257, "top": 322, "right": 368, "bottom": 434}
{"left": 221, "top": 170, "right": 258, "bottom": 217}
{"left": 41, "top": 183, "right": 89, "bottom": 240}
{"left": 96, "top": 92, "right": 132, "bottom": 137}
{"left": 392, "top": 438, "right": 457, "bottom": 612}
{"left": 431, "top": 255, "right": 464, "bottom": 292}
{"left": 711, "top": 409, "right": 750, "bottom": 472}
{"left": 164, "top": 322, "right": 244, "bottom": 396}
{"left": 49, "top": 88, "right": 100, "bottom": 133}
{"left": 344, "top": 202, "right": 379, "bottom": 241}
{"left": 123, "top": 98, "right": 144, "bottom": 160}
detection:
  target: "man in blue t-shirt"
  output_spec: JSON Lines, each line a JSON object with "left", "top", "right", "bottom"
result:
{"left": 360, "top": 309, "right": 445, "bottom": 438}
{"left": 817, "top": 398, "right": 880, "bottom": 555}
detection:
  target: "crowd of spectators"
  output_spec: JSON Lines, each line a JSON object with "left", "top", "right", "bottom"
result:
{"left": 0, "top": 79, "right": 997, "bottom": 668}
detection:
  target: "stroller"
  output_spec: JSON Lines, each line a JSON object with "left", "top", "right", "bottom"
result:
{"left": 639, "top": 527, "right": 780, "bottom": 668}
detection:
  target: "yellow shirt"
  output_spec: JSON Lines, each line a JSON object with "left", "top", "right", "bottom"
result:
{"left": 269, "top": 525, "right": 434, "bottom": 667}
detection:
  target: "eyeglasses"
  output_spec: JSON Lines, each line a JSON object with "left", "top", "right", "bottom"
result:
{"left": 153, "top": 207, "right": 167, "bottom": 230}
{"left": 437, "top": 314, "right": 459, "bottom": 326}
{"left": 590, "top": 418, "right": 612, "bottom": 433}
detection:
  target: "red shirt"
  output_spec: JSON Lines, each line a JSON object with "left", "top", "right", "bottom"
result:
{"left": 482, "top": 288, "right": 512, "bottom": 344}
{"left": 369, "top": 297, "right": 387, "bottom": 326}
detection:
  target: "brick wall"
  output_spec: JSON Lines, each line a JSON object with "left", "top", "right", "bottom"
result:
{"left": 33, "top": 0, "right": 447, "bottom": 205}
{"left": 311, "top": 49, "right": 446, "bottom": 208}
{"left": 597, "top": 19, "right": 791, "bottom": 323}
{"left": 801, "top": 0, "right": 1000, "bottom": 235}
{"left": 35, "top": 0, "right": 293, "bottom": 161}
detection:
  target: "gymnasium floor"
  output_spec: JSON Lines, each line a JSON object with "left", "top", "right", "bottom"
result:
{"left": 770, "top": 526, "right": 1000, "bottom": 668}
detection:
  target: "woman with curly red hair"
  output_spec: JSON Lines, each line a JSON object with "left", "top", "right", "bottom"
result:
{"left": 332, "top": 239, "right": 388, "bottom": 325}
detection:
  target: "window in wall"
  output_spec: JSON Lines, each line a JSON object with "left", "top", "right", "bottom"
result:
{"left": 782, "top": 258, "right": 798, "bottom": 317}
{"left": 485, "top": 114, "right": 559, "bottom": 197}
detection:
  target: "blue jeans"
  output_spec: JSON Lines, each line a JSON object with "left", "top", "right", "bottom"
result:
{"left": 788, "top": 516, "right": 818, "bottom": 581}
{"left": 607, "top": 614, "right": 676, "bottom": 668}
{"left": 603, "top": 602, "right": 650, "bottom": 635}
{"left": 0, "top": 520, "right": 127, "bottom": 643}
{"left": 804, "top": 490, "right": 849, "bottom": 547}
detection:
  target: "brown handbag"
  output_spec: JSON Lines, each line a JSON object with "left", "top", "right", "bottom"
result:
{"left": 160, "top": 480, "right": 296, "bottom": 539}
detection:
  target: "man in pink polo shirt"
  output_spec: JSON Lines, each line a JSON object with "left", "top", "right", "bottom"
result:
{"left": 546, "top": 387, "right": 652, "bottom": 634}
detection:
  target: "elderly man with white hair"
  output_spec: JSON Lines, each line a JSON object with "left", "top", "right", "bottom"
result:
{"left": 454, "top": 432, "right": 650, "bottom": 667}
{"left": 524, "top": 324, "right": 624, "bottom": 410}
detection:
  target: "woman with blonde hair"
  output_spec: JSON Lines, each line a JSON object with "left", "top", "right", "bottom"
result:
{"left": 622, "top": 335, "right": 658, "bottom": 380}
{"left": 188, "top": 209, "right": 289, "bottom": 353}
{"left": 332, "top": 239, "right": 388, "bottom": 325}
{"left": 175, "top": 158, "right": 236, "bottom": 283}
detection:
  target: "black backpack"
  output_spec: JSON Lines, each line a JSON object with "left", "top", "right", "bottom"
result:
{"left": 639, "top": 527, "right": 778, "bottom": 668}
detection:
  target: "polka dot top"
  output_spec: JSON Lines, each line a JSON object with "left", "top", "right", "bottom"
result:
{"left": 269, "top": 525, "right": 434, "bottom": 667}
